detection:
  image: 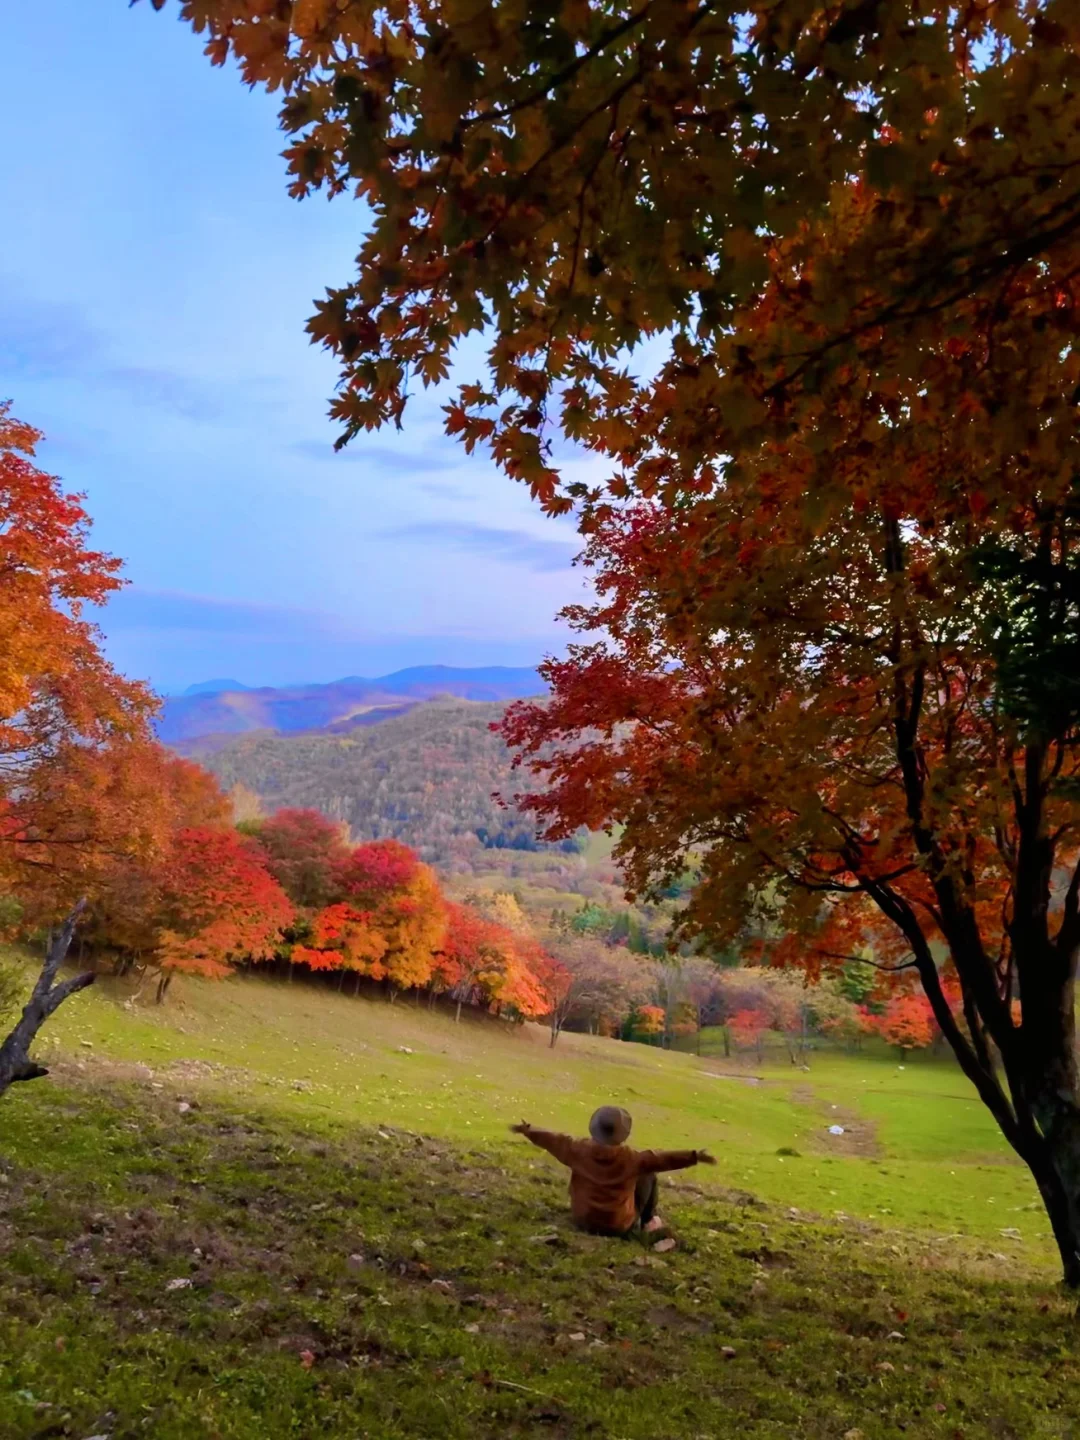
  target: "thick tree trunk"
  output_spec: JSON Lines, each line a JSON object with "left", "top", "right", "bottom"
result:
{"left": 0, "top": 902, "right": 93, "bottom": 1101}
{"left": 155, "top": 972, "right": 173, "bottom": 1004}
{"left": 1016, "top": 981, "right": 1080, "bottom": 1286}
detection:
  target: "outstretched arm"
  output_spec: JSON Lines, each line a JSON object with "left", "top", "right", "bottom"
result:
{"left": 637, "top": 1147, "right": 717, "bottom": 1174}
{"left": 509, "top": 1120, "right": 579, "bottom": 1168}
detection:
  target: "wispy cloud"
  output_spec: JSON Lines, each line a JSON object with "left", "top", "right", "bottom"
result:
{"left": 0, "top": 291, "right": 230, "bottom": 422}
{"left": 289, "top": 439, "right": 462, "bottom": 473}
{"left": 381, "top": 520, "right": 579, "bottom": 573}
{"left": 101, "top": 587, "right": 361, "bottom": 640}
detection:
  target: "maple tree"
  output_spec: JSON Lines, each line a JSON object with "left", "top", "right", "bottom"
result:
{"left": 630, "top": 1003, "right": 665, "bottom": 1041}
{"left": 150, "top": 1, "right": 1080, "bottom": 1281}
{"left": 152, "top": 827, "right": 294, "bottom": 1000}
{"left": 435, "top": 901, "right": 519, "bottom": 1022}
{"left": 0, "top": 406, "right": 154, "bottom": 900}
{"left": 292, "top": 900, "right": 388, "bottom": 978}
{"left": 246, "top": 807, "right": 349, "bottom": 907}
{"left": 868, "top": 991, "right": 935, "bottom": 1058}
{"left": 727, "top": 1008, "right": 770, "bottom": 1061}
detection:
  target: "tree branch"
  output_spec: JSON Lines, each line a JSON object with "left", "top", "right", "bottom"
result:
{"left": 0, "top": 899, "right": 94, "bottom": 1100}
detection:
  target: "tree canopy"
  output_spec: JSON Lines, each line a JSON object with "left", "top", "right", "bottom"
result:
{"left": 150, "top": 0, "right": 1078, "bottom": 512}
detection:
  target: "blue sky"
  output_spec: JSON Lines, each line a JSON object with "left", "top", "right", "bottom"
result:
{"left": 0, "top": 2, "right": 595, "bottom": 693}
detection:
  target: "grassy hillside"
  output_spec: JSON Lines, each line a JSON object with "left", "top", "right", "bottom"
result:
{"left": 2, "top": 964, "right": 1074, "bottom": 1438}
{"left": 193, "top": 699, "right": 577, "bottom": 867}
{"left": 1, "top": 964, "right": 1072, "bottom": 1439}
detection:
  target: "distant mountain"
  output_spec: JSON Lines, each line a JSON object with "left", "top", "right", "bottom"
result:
{"left": 158, "top": 666, "right": 544, "bottom": 746}
{"left": 182, "top": 678, "right": 253, "bottom": 697}
{"left": 189, "top": 697, "right": 576, "bottom": 866}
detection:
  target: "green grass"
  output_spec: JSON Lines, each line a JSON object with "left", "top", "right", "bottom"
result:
{"left": 0, "top": 961, "right": 1075, "bottom": 1438}
{"left": 33, "top": 968, "right": 1049, "bottom": 1247}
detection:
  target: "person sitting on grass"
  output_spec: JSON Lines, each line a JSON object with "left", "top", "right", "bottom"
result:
{"left": 511, "top": 1106, "right": 715, "bottom": 1239}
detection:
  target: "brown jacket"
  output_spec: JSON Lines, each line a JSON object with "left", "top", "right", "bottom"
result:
{"left": 522, "top": 1128, "right": 701, "bottom": 1233}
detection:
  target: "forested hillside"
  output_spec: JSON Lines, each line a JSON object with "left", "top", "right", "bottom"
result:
{"left": 193, "top": 699, "right": 577, "bottom": 866}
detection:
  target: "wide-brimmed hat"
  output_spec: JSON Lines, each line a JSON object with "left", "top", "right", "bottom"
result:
{"left": 588, "top": 1105, "right": 632, "bottom": 1146}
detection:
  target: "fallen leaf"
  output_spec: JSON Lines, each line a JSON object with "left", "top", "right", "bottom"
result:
{"left": 300, "top": 1350, "right": 315, "bottom": 1370}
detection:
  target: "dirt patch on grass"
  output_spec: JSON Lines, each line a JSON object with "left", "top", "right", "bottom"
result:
{"left": 700, "top": 1068, "right": 766, "bottom": 1086}
{"left": 791, "top": 1086, "right": 883, "bottom": 1158}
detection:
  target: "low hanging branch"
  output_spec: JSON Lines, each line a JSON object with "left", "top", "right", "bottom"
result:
{"left": 0, "top": 900, "right": 93, "bottom": 1100}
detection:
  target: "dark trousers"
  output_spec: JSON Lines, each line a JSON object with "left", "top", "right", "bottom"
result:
{"left": 635, "top": 1172, "right": 659, "bottom": 1227}
{"left": 578, "top": 1174, "right": 660, "bottom": 1237}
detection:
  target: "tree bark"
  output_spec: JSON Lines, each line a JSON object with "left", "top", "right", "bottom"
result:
{"left": 0, "top": 902, "right": 93, "bottom": 1101}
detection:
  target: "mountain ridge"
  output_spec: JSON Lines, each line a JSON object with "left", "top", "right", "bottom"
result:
{"left": 158, "top": 665, "right": 545, "bottom": 746}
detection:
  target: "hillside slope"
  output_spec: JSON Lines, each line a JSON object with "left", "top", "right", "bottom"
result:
{"left": 2, "top": 966, "right": 1062, "bottom": 1440}
{"left": 159, "top": 665, "right": 544, "bottom": 745}
{"left": 192, "top": 698, "right": 568, "bottom": 865}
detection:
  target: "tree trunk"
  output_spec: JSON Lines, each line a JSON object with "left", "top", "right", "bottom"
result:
{"left": 455, "top": 998, "right": 462, "bottom": 1024}
{"left": 0, "top": 902, "right": 93, "bottom": 1101}
{"left": 1014, "top": 982, "right": 1080, "bottom": 1287}
{"left": 336, "top": 969, "right": 345, "bottom": 991}
{"left": 155, "top": 972, "right": 172, "bottom": 1005}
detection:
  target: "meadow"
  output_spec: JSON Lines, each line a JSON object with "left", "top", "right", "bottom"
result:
{"left": 1, "top": 962, "right": 1076, "bottom": 1439}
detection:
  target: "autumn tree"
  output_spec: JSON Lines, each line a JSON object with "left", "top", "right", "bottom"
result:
{"left": 870, "top": 992, "right": 936, "bottom": 1059}
{"left": 0, "top": 406, "right": 154, "bottom": 909}
{"left": 34, "top": 743, "right": 233, "bottom": 969}
{"left": 334, "top": 840, "right": 445, "bottom": 999}
{"left": 436, "top": 901, "right": 517, "bottom": 1023}
{"left": 152, "top": 3, "right": 1079, "bottom": 513}
{"left": 152, "top": 828, "right": 294, "bottom": 1001}
{"left": 247, "top": 807, "right": 349, "bottom": 908}
{"left": 629, "top": 1004, "right": 665, "bottom": 1045}
{"left": 542, "top": 932, "right": 647, "bottom": 1046}
{"left": 155, "top": 1, "right": 1080, "bottom": 1285}
{"left": 728, "top": 1009, "right": 770, "bottom": 1063}
{"left": 290, "top": 901, "right": 387, "bottom": 980}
